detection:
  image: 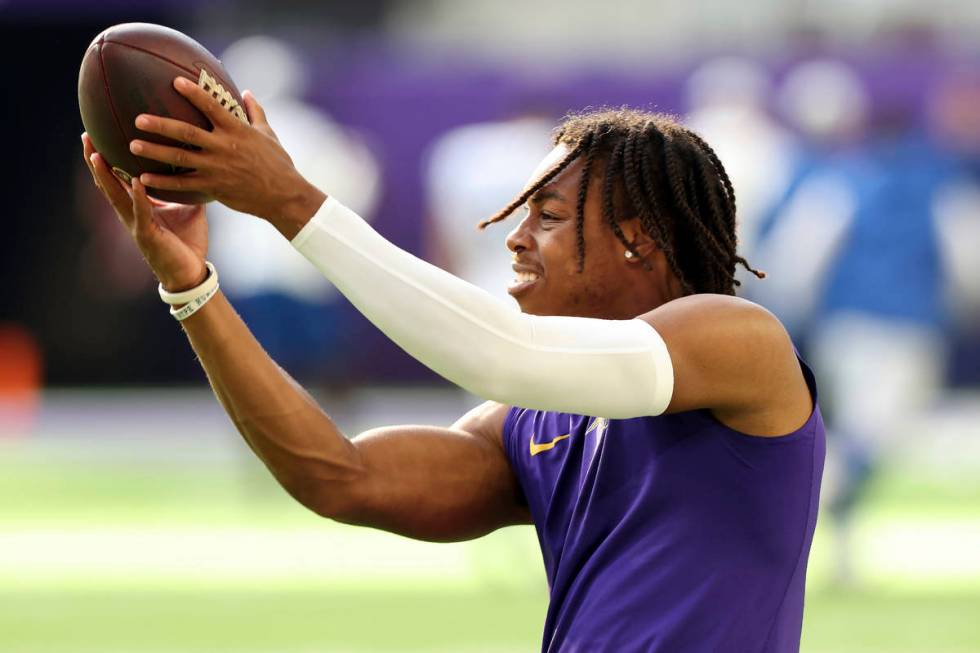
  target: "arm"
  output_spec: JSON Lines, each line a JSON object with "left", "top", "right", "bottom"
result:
{"left": 289, "top": 197, "right": 674, "bottom": 419}
{"left": 289, "top": 198, "right": 808, "bottom": 432}
{"left": 82, "top": 134, "right": 529, "bottom": 542}
{"left": 182, "top": 292, "right": 528, "bottom": 541}
{"left": 640, "top": 294, "right": 813, "bottom": 435}
{"left": 130, "top": 80, "right": 810, "bottom": 433}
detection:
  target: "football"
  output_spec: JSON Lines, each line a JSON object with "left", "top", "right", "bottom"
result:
{"left": 78, "top": 23, "right": 247, "bottom": 204}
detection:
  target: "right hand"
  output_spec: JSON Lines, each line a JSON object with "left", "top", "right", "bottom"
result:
{"left": 82, "top": 132, "right": 209, "bottom": 292}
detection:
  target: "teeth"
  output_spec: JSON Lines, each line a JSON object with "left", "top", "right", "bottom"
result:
{"left": 516, "top": 271, "right": 540, "bottom": 283}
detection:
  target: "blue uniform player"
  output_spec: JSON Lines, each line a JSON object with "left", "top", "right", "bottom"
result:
{"left": 83, "top": 82, "right": 824, "bottom": 653}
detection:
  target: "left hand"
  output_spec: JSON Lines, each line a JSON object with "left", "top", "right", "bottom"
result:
{"left": 130, "top": 77, "right": 325, "bottom": 235}
{"left": 83, "top": 132, "right": 209, "bottom": 292}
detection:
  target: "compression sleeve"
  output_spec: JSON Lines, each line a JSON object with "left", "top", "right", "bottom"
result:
{"left": 291, "top": 196, "right": 673, "bottom": 418}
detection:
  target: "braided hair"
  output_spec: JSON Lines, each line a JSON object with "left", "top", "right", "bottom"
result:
{"left": 479, "top": 108, "right": 765, "bottom": 295}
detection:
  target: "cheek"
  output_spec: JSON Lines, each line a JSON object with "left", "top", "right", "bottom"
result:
{"left": 537, "top": 225, "right": 619, "bottom": 310}
{"left": 542, "top": 230, "right": 582, "bottom": 277}
{"left": 560, "top": 254, "right": 618, "bottom": 310}
{"left": 537, "top": 227, "right": 575, "bottom": 272}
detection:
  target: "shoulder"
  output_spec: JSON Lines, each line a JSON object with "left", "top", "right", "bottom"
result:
{"left": 640, "top": 295, "right": 810, "bottom": 435}
{"left": 643, "top": 293, "right": 783, "bottom": 333}
{"left": 641, "top": 294, "right": 793, "bottom": 376}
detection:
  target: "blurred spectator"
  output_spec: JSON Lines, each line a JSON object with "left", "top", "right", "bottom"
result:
{"left": 208, "top": 35, "right": 382, "bottom": 380}
{"left": 758, "top": 59, "right": 952, "bottom": 584}
{"left": 424, "top": 110, "right": 555, "bottom": 300}
{"left": 929, "top": 69, "right": 980, "bottom": 339}
{"left": 749, "top": 59, "right": 869, "bottom": 336}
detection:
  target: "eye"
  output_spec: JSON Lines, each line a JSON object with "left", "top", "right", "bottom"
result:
{"left": 538, "top": 212, "right": 565, "bottom": 230}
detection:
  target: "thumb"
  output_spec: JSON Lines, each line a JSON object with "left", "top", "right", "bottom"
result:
{"left": 242, "top": 90, "right": 268, "bottom": 126}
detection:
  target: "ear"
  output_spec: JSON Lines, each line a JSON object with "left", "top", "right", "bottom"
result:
{"left": 618, "top": 217, "right": 659, "bottom": 257}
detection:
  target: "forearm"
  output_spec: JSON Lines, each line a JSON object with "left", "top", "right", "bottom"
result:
{"left": 291, "top": 197, "right": 674, "bottom": 418}
{"left": 179, "top": 291, "right": 362, "bottom": 508}
{"left": 177, "top": 292, "right": 525, "bottom": 538}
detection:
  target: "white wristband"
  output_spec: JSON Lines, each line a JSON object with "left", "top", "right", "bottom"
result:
{"left": 169, "top": 283, "right": 219, "bottom": 321}
{"left": 158, "top": 261, "right": 220, "bottom": 321}
{"left": 158, "top": 262, "right": 218, "bottom": 305}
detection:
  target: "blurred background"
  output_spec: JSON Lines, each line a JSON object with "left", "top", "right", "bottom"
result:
{"left": 2, "top": 0, "right": 980, "bottom": 651}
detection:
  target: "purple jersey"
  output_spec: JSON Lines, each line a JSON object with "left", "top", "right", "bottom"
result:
{"left": 503, "top": 358, "right": 825, "bottom": 652}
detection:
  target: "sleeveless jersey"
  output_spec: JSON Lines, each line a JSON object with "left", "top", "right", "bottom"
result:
{"left": 503, "top": 359, "right": 825, "bottom": 652}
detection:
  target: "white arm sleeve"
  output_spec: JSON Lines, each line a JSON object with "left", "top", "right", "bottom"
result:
{"left": 291, "top": 196, "right": 673, "bottom": 418}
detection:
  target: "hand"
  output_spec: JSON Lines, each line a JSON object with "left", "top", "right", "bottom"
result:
{"left": 82, "top": 132, "right": 208, "bottom": 292}
{"left": 130, "top": 78, "right": 326, "bottom": 237}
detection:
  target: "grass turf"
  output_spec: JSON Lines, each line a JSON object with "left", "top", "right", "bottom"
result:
{"left": 1, "top": 587, "right": 978, "bottom": 652}
{"left": 1, "top": 442, "right": 978, "bottom": 652}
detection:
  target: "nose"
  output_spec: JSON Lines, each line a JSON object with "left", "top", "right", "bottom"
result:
{"left": 505, "top": 213, "right": 533, "bottom": 255}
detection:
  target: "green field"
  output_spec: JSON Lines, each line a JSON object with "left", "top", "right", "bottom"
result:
{"left": 1, "top": 439, "right": 979, "bottom": 652}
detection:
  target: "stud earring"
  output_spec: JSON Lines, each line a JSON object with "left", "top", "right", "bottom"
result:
{"left": 625, "top": 251, "right": 634, "bottom": 259}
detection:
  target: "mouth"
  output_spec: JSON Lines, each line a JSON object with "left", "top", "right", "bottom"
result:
{"left": 508, "top": 267, "right": 542, "bottom": 297}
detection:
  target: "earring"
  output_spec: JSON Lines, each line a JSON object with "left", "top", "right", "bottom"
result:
{"left": 625, "top": 251, "right": 634, "bottom": 259}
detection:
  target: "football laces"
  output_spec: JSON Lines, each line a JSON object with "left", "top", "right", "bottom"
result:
{"left": 198, "top": 69, "right": 248, "bottom": 124}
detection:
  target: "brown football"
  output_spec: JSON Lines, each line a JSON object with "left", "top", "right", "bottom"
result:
{"left": 78, "top": 23, "right": 247, "bottom": 204}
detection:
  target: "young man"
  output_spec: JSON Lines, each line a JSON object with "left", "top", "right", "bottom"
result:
{"left": 82, "top": 77, "right": 824, "bottom": 652}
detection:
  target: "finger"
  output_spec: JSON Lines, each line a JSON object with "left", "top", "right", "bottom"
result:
{"left": 173, "top": 76, "right": 241, "bottom": 131}
{"left": 134, "top": 113, "right": 217, "bottom": 148}
{"left": 242, "top": 90, "right": 268, "bottom": 126}
{"left": 139, "top": 171, "right": 209, "bottom": 193}
{"left": 82, "top": 133, "right": 99, "bottom": 178}
{"left": 131, "top": 177, "right": 149, "bottom": 231}
{"left": 90, "top": 152, "right": 137, "bottom": 221}
{"left": 129, "top": 139, "right": 208, "bottom": 171}
{"left": 82, "top": 138, "right": 109, "bottom": 200}
{"left": 89, "top": 150, "right": 133, "bottom": 197}
{"left": 84, "top": 134, "right": 128, "bottom": 193}
{"left": 82, "top": 133, "right": 112, "bottom": 184}
{"left": 130, "top": 177, "right": 156, "bottom": 240}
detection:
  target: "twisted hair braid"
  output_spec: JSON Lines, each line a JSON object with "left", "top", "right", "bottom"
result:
{"left": 478, "top": 137, "right": 589, "bottom": 229}
{"left": 480, "top": 108, "right": 765, "bottom": 295}
{"left": 573, "top": 131, "right": 597, "bottom": 272}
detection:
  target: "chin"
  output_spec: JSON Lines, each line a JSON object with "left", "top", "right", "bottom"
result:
{"left": 510, "top": 283, "right": 585, "bottom": 317}
{"left": 513, "top": 297, "right": 552, "bottom": 317}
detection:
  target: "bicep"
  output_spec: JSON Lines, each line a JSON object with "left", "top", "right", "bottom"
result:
{"left": 330, "top": 401, "right": 530, "bottom": 542}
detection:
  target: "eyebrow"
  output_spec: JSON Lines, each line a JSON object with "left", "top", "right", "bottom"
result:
{"left": 528, "top": 187, "right": 566, "bottom": 205}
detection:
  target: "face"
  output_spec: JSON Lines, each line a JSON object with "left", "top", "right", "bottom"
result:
{"left": 504, "top": 144, "right": 679, "bottom": 319}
